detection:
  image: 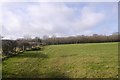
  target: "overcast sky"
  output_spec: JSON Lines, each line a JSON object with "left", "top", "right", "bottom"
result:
{"left": 0, "top": 2, "right": 118, "bottom": 39}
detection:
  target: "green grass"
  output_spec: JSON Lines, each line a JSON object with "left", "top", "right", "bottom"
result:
{"left": 2, "top": 42, "right": 118, "bottom": 78}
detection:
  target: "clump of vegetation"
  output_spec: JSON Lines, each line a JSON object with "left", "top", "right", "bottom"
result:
{"left": 2, "top": 40, "right": 17, "bottom": 56}
{"left": 43, "top": 33, "right": 119, "bottom": 45}
{"left": 2, "top": 37, "right": 43, "bottom": 60}
{"left": 31, "top": 46, "right": 42, "bottom": 51}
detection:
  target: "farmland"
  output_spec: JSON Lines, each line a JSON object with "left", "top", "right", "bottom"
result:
{"left": 2, "top": 42, "right": 118, "bottom": 78}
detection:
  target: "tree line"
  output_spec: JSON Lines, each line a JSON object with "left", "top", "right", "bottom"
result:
{"left": 2, "top": 37, "right": 42, "bottom": 58}
{"left": 43, "top": 33, "right": 119, "bottom": 45}
{"left": 1, "top": 32, "right": 119, "bottom": 57}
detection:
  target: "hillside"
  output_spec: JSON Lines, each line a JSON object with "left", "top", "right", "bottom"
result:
{"left": 3, "top": 42, "right": 118, "bottom": 78}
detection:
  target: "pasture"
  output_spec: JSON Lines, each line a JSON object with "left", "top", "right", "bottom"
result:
{"left": 2, "top": 42, "right": 118, "bottom": 78}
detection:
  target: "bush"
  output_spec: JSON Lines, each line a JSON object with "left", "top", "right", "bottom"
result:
{"left": 2, "top": 40, "right": 17, "bottom": 56}
{"left": 31, "top": 46, "right": 41, "bottom": 51}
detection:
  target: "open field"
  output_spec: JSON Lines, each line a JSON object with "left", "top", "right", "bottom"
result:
{"left": 2, "top": 42, "right": 118, "bottom": 78}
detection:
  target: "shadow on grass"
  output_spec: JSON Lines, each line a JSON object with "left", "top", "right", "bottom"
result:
{"left": 60, "top": 54, "right": 78, "bottom": 58}
{"left": 43, "top": 71, "right": 69, "bottom": 78}
{"left": 2, "top": 71, "right": 69, "bottom": 80}
{"left": 2, "top": 68, "right": 69, "bottom": 79}
{"left": 12, "top": 51, "right": 48, "bottom": 59}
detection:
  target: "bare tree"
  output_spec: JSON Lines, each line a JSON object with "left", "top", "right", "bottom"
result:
{"left": 23, "top": 34, "right": 31, "bottom": 40}
{"left": 43, "top": 35, "right": 49, "bottom": 40}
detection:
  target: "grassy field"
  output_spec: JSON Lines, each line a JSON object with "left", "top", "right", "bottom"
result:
{"left": 2, "top": 42, "right": 118, "bottom": 78}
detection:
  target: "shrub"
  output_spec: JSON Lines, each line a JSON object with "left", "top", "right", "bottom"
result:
{"left": 31, "top": 46, "right": 41, "bottom": 51}
{"left": 2, "top": 40, "right": 17, "bottom": 56}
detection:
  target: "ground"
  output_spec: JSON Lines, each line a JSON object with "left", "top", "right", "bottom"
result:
{"left": 2, "top": 42, "right": 118, "bottom": 78}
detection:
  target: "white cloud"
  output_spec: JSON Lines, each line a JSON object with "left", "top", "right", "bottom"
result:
{"left": 3, "top": 11, "right": 22, "bottom": 32}
{"left": 73, "top": 6, "right": 104, "bottom": 31}
{"left": 0, "top": 0, "right": 118, "bottom": 3}
{"left": 1, "top": 2, "right": 105, "bottom": 39}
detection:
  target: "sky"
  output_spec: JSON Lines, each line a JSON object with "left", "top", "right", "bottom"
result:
{"left": 0, "top": 2, "right": 118, "bottom": 39}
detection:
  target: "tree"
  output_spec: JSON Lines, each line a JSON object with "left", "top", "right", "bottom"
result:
{"left": 23, "top": 34, "right": 31, "bottom": 40}
{"left": 34, "top": 37, "right": 42, "bottom": 43}
{"left": 16, "top": 40, "right": 31, "bottom": 51}
{"left": 43, "top": 35, "right": 49, "bottom": 40}
{"left": 2, "top": 40, "right": 17, "bottom": 55}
